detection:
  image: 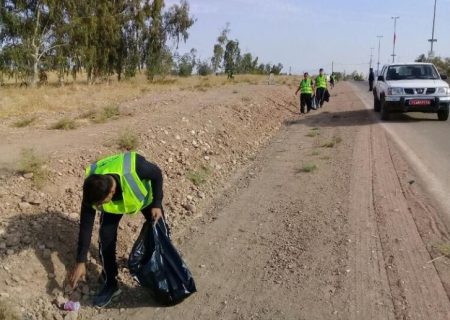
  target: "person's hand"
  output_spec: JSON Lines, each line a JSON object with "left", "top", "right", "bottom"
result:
{"left": 151, "top": 207, "right": 163, "bottom": 225}
{"left": 68, "top": 262, "right": 86, "bottom": 288}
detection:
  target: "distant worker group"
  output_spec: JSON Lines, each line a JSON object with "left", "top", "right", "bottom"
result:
{"left": 295, "top": 68, "right": 333, "bottom": 114}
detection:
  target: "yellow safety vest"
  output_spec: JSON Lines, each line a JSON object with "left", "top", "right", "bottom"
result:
{"left": 85, "top": 152, "right": 153, "bottom": 214}
{"left": 299, "top": 78, "right": 313, "bottom": 94}
{"left": 316, "top": 74, "right": 328, "bottom": 88}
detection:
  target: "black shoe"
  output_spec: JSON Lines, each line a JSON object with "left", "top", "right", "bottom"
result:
{"left": 93, "top": 281, "right": 122, "bottom": 308}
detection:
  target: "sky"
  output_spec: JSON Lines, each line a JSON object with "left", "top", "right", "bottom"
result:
{"left": 168, "top": 0, "right": 450, "bottom": 75}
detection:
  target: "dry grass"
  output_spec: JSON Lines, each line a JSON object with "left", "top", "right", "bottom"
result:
{"left": 117, "top": 129, "right": 139, "bottom": 151}
{"left": 435, "top": 243, "right": 450, "bottom": 257}
{"left": 297, "top": 163, "right": 318, "bottom": 173}
{"left": 49, "top": 117, "right": 78, "bottom": 130}
{"left": 92, "top": 105, "right": 120, "bottom": 123}
{"left": 18, "top": 148, "right": 48, "bottom": 188}
{"left": 186, "top": 165, "right": 213, "bottom": 186}
{"left": 0, "top": 299, "right": 21, "bottom": 320}
{"left": 306, "top": 130, "right": 320, "bottom": 138}
{"left": 321, "top": 136, "right": 343, "bottom": 148}
{"left": 0, "top": 73, "right": 291, "bottom": 118}
{"left": 12, "top": 116, "right": 36, "bottom": 128}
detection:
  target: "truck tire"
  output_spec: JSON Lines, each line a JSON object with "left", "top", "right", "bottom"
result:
{"left": 437, "top": 109, "right": 449, "bottom": 121}
{"left": 373, "top": 94, "right": 381, "bottom": 112}
{"left": 380, "top": 97, "right": 390, "bottom": 120}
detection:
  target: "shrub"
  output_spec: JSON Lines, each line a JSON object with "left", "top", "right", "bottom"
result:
{"left": 18, "top": 148, "right": 48, "bottom": 188}
{"left": 117, "top": 130, "right": 139, "bottom": 150}
{"left": 50, "top": 117, "right": 77, "bottom": 130}
{"left": 13, "top": 116, "right": 36, "bottom": 128}
{"left": 299, "top": 163, "right": 318, "bottom": 173}
{"left": 186, "top": 165, "right": 212, "bottom": 186}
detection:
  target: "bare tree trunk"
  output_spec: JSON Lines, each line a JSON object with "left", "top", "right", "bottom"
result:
{"left": 30, "top": 3, "right": 41, "bottom": 88}
{"left": 31, "top": 51, "right": 39, "bottom": 88}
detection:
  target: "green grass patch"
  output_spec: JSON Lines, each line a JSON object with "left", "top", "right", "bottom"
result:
{"left": 321, "top": 136, "right": 342, "bottom": 148}
{"left": 311, "top": 150, "right": 320, "bottom": 156}
{"left": 306, "top": 131, "right": 320, "bottom": 137}
{"left": 13, "top": 116, "right": 36, "bottom": 128}
{"left": 306, "top": 128, "right": 321, "bottom": 137}
{"left": 297, "top": 163, "right": 318, "bottom": 173}
{"left": 50, "top": 117, "right": 77, "bottom": 130}
{"left": 18, "top": 148, "right": 48, "bottom": 188}
{"left": 92, "top": 105, "right": 120, "bottom": 123}
{"left": 186, "top": 165, "right": 213, "bottom": 186}
{"left": 117, "top": 130, "right": 139, "bottom": 151}
{"left": 434, "top": 243, "right": 450, "bottom": 257}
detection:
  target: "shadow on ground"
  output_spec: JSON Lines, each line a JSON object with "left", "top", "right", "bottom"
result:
{"left": 284, "top": 107, "right": 441, "bottom": 128}
{"left": 2, "top": 211, "right": 169, "bottom": 310}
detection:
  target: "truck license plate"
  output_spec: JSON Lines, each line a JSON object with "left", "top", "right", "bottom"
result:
{"left": 409, "top": 99, "right": 431, "bottom": 106}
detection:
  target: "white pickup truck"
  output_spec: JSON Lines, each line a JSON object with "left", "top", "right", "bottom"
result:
{"left": 373, "top": 62, "right": 450, "bottom": 121}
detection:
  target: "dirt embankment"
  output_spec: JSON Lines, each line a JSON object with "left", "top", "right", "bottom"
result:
{"left": 2, "top": 81, "right": 450, "bottom": 320}
{"left": 0, "top": 81, "right": 298, "bottom": 319}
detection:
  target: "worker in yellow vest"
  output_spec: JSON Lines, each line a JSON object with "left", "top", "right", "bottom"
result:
{"left": 68, "top": 152, "right": 164, "bottom": 308}
{"left": 295, "top": 72, "right": 314, "bottom": 114}
{"left": 315, "top": 68, "right": 328, "bottom": 107}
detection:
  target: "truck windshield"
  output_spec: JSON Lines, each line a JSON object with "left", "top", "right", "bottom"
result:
{"left": 386, "top": 65, "right": 440, "bottom": 80}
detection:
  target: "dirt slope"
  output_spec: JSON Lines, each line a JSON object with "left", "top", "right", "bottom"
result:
{"left": 1, "top": 82, "right": 450, "bottom": 320}
{"left": 115, "top": 83, "right": 450, "bottom": 320}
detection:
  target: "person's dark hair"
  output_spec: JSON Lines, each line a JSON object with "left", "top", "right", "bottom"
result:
{"left": 83, "top": 174, "right": 113, "bottom": 206}
{"left": 319, "top": 68, "right": 324, "bottom": 72}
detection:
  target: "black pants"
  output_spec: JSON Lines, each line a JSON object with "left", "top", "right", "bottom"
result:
{"left": 300, "top": 93, "right": 312, "bottom": 113}
{"left": 99, "top": 207, "right": 162, "bottom": 285}
{"left": 316, "top": 88, "right": 326, "bottom": 107}
{"left": 369, "top": 80, "right": 374, "bottom": 91}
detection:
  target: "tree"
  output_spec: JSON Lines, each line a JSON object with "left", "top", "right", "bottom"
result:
{"left": 176, "top": 48, "right": 196, "bottom": 77}
{"left": 270, "top": 63, "right": 283, "bottom": 75}
{"left": 223, "top": 40, "right": 240, "bottom": 79}
{"left": 145, "top": 0, "right": 195, "bottom": 80}
{"left": 415, "top": 54, "right": 427, "bottom": 62}
{"left": 197, "top": 59, "right": 212, "bottom": 76}
{"left": 0, "top": 0, "right": 69, "bottom": 86}
{"left": 238, "top": 52, "right": 253, "bottom": 74}
{"left": 211, "top": 23, "right": 229, "bottom": 73}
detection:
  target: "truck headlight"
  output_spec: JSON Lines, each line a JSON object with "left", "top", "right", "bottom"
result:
{"left": 437, "top": 87, "right": 449, "bottom": 94}
{"left": 387, "top": 87, "right": 403, "bottom": 95}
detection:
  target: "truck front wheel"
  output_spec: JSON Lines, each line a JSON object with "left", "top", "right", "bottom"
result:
{"left": 437, "top": 109, "right": 449, "bottom": 121}
{"left": 380, "top": 97, "right": 390, "bottom": 120}
{"left": 373, "top": 94, "right": 381, "bottom": 112}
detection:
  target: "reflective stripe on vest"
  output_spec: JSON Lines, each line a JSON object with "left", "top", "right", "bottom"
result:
{"left": 316, "top": 75, "right": 327, "bottom": 88}
{"left": 123, "top": 152, "right": 145, "bottom": 203}
{"left": 299, "top": 78, "right": 313, "bottom": 94}
{"left": 85, "top": 152, "right": 153, "bottom": 214}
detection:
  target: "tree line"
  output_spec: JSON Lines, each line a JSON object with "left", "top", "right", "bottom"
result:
{"left": 0, "top": 2, "right": 284, "bottom": 87}
{"left": 0, "top": 0, "right": 195, "bottom": 86}
{"left": 416, "top": 54, "right": 450, "bottom": 78}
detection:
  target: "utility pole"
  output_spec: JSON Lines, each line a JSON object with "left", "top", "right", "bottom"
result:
{"left": 370, "top": 47, "right": 374, "bottom": 69}
{"left": 332, "top": 61, "right": 334, "bottom": 74}
{"left": 377, "top": 35, "right": 383, "bottom": 76}
{"left": 391, "top": 16, "right": 400, "bottom": 63}
{"left": 428, "top": 0, "right": 437, "bottom": 58}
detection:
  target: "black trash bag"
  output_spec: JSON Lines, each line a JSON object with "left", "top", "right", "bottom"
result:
{"left": 129, "top": 219, "right": 197, "bottom": 305}
{"left": 324, "top": 89, "right": 330, "bottom": 102}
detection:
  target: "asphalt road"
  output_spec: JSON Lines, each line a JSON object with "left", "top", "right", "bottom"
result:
{"left": 351, "top": 81, "right": 450, "bottom": 221}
